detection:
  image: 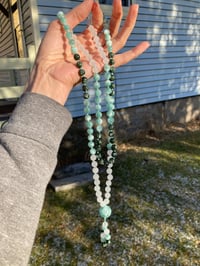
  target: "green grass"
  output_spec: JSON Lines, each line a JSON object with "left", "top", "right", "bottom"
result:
{"left": 29, "top": 125, "right": 200, "bottom": 266}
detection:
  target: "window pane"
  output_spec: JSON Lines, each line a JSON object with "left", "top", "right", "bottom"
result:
{"left": 99, "top": 0, "right": 130, "bottom": 6}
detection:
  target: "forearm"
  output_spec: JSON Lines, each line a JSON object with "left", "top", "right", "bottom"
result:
{"left": 0, "top": 93, "right": 72, "bottom": 266}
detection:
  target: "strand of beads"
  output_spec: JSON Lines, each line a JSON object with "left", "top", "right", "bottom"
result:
{"left": 57, "top": 11, "right": 116, "bottom": 247}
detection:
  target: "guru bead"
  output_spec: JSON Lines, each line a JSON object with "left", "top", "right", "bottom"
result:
{"left": 99, "top": 205, "right": 112, "bottom": 219}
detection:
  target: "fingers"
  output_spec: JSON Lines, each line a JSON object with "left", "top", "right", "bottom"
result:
{"left": 109, "top": 0, "right": 123, "bottom": 37}
{"left": 113, "top": 4, "right": 139, "bottom": 53}
{"left": 91, "top": 1, "right": 104, "bottom": 31}
{"left": 66, "top": 0, "right": 94, "bottom": 28}
{"left": 114, "top": 41, "right": 150, "bottom": 67}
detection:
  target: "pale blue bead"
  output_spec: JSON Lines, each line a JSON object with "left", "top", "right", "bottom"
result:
{"left": 90, "top": 148, "right": 96, "bottom": 155}
{"left": 88, "top": 141, "right": 94, "bottom": 148}
{"left": 105, "top": 80, "right": 111, "bottom": 87}
{"left": 86, "top": 121, "right": 93, "bottom": 128}
{"left": 85, "top": 114, "right": 91, "bottom": 121}
{"left": 64, "top": 24, "right": 70, "bottom": 31}
{"left": 107, "top": 40, "right": 112, "bottom": 47}
{"left": 96, "top": 111, "right": 102, "bottom": 118}
{"left": 104, "top": 64, "right": 110, "bottom": 72}
{"left": 96, "top": 118, "right": 103, "bottom": 125}
{"left": 104, "top": 29, "right": 110, "bottom": 35}
{"left": 66, "top": 31, "right": 72, "bottom": 39}
{"left": 94, "top": 82, "right": 100, "bottom": 89}
{"left": 107, "top": 143, "right": 112, "bottom": 149}
{"left": 105, "top": 72, "right": 111, "bottom": 79}
{"left": 84, "top": 106, "right": 90, "bottom": 114}
{"left": 107, "top": 110, "right": 114, "bottom": 117}
{"left": 96, "top": 104, "right": 101, "bottom": 111}
{"left": 88, "top": 134, "right": 94, "bottom": 141}
{"left": 69, "top": 39, "right": 75, "bottom": 46}
{"left": 87, "top": 128, "right": 93, "bottom": 134}
{"left": 99, "top": 205, "right": 112, "bottom": 219}
{"left": 94, "top": 73, "right": 100, "bottom": 81}
{"left": 95, "top": 98, "right": 101, "bottom": 104}
{"left": 108, "top": 117, "right": 114, "bottom": 124}
{"left": 71, "top": 47, "right": 78, "bottom": 54}
{"left": 95, "top": 89, "right": 101, "bottom": 97}
{"left": 97, "top": 125, "right": 103, "bottom": 132}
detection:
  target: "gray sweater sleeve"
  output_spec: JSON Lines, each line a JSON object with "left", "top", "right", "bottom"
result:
{"left": 0, "top": 93, "right": 72, "bottom": 266}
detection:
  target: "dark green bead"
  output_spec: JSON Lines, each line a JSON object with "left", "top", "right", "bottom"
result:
{"left": 79, "top": 69, "right": 85, "bottom": 76}
{"left": 74, "top": 53, "right": 80, "bottom": 60}
{"left": 76, "top": 61, "right": 82, "bottom": 68}
{"left": 108, "top": 52, "right": 114, "bottom": 58}
{"left": 82, "top": 77, "right": 88, "bottom": 84}
{"left": 109, "top": 137, "right": 115, "bottom": 143}
{"left": 109, "top": 58, "right": 115, "bottom": 65}
{"left": 83, "top": 92, "right": 89, "bottom": 99}
{"left": 109, "top": 130, "right": 114, "bottom": 137}
{"left": 110, "top": 83, "right": 115, "bottom": 89}
{"left": 82, "top": 85, "right": 88, "bottom": 92}
{"left": 110, "top": 75, "right": 115, "bottom": 81}
{"left": 109, "top": 90, "right": 115, "bottom": 96}
{"left": 109, "top": 67, "right": 115, "bottom": 73}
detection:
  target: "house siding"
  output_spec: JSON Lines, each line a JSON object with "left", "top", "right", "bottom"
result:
{"left": 35, "top": 0, "right": 200, "bottom": 117}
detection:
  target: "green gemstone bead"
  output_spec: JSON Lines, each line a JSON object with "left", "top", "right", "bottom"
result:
{"left": 105, "top": 80, "right": 111, "bottom": 87}
{"left": 66, "top": 32, "right": 72, "bottom": 39}
{"left": 96, "top": 111, "right": 102, "bottom": 118}
{"left": 74, "top": 53, "right": 80, "bottom": 60}
{"left": 90, "top": 148, "right": 96, "bottom": 155}
{"left": 86, "top": 120, "right": 93, "bottom": 128}
{"left": 71, "top": 47, "right": 78, "bottom": 54}
{"left": 108, "top": 52, "right": 114, "bottom": 58}
{"left": 110, "top": 75, "right": 115, "bottom": 81}
{"left": 82, "top": 77, "right": 88, "bottom": 84}
{"left": 110, "top": 83, "right": 115, "bottom": 89}
{"left": 109, "top": 58, "right": 115, "bottom": 65}
{"left": 108, "top": 117, "right": 114, "bottom": 124}
{"left": 87, "top": 128, "right": 94, "bottom": 135}
{"left": 76, "top": 61, "right": 82, "bottom": 68}
{"left": 69, "top": 39, "right": 75, "bottom": 46}
{"left": 104, "top": 64, "right": 110, "bottom": 72}
{"left": 94, "top": 82, "right": 101, "bottom": 89}
{"left": 95, "top": 89, "right": 101, "bottom": 97}
{"left": 94, "top": 73, "right": 100, "bottom": 81}
{"left": 97, "top": 125, "right": 103, "bottom": 132}
{"left": 83, "top": 92, "right": 89, "bottom": 99}
{"left": 88, "top": 141, "right": 94, "bottom": 148}
{"left": 107, "top": 143, "right": 112, "bottom": 150}
{"left": 82, "top": 85, "right": 88, "bottom": 92}
{"left": 99, "top": 205, "right": 112, "bottom": 219}
{"left": 79, "top": 69, "right": 85, "bottom": 76}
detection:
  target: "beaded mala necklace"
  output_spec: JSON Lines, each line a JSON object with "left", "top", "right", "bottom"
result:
{"left": 57, "top": 11, "right": 117, "bottom": 247}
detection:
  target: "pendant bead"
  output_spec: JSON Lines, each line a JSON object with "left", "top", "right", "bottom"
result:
{"left": 99, "top": 205, "right": 112, "bottom": 219}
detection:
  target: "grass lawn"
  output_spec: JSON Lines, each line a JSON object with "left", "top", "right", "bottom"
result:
{"left": 29, "top": 122, "right": 200, "bottom": 266}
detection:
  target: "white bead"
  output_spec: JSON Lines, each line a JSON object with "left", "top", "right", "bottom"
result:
{"left": 107, "top": 150, "right": 112, "bottom": 156}
{"left": 96, "top": 191, "right": 102, "bottom": 197}
{"left": 92, "top": 161, "right": 98, "bottom": 167}
{"left": 106, "top": 168, "right": 112, "bottom": 174}
{"left": 104, "top": 229, "right": 110, "bottom": 235}
{"left": 104, "top": 198, "right": 109, "bottom": 205}
{"left": 94, "top": 186, "right": 100, "bottom": 192}
{"left": 97, "top": 197, "right": 103, "bottom": 204}
{"left": 93, "top": 173, "right": 99, "bottom": 180}
{"left": 92, "top": 167, "right": 99, "bottom": 174}
{"left": 107, "top": 174, "right": 113, "bottom": 180}
{"left": 105, "top": 192, "right": 111, "bottom": 199}
{"left": 106, "top": 180, "right": 112, "bottom": 186}
{"left": 94, "top": 179, "right": 100, "bottom": 186}
{"left": 90, "top": 154, "right": 97, "bottom": 161}
{"left": 105, "top": 187, "right": 111, "bottom": 193}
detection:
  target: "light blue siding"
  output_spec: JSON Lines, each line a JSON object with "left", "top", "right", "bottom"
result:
{"left": 36, "top": 0, "right": 200, "bottom": 117}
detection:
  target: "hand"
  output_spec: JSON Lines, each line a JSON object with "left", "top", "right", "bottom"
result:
{"left": 26, "top": 0, "right": 150, "bottom": 105}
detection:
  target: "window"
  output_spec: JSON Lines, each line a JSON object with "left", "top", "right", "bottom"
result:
{"left": 99, "top": 0, "right": 133, "bottom": 6}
